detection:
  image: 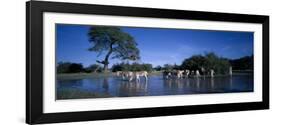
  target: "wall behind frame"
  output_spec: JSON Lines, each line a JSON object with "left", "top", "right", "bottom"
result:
{"left": 0, "top": 0, "right": 279, "bottom": 125}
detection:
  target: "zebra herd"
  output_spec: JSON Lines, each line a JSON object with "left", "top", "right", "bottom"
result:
{"left": 163, "top": 69, "right": 213, "bottom": 79}
{"left": 116, "top": 71, "right": 148, "bottom": 82}
{"left": 115, "top": 67, "right": 232, "bottom": 82}
{"left": 163, "top": 67, "right": 232, "bottom": 79}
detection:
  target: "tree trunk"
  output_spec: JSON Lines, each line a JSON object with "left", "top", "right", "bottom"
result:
{"left": 98, "top": 43, "right": 113, "bottom": 72}
{"left": 103, "top": 58, "right": 109, "bottom": 72}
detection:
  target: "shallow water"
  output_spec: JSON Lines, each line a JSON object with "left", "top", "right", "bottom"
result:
{"left": 57, "top": 74, "right": 253, "bottom": 100}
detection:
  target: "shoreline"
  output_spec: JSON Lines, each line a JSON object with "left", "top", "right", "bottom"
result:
{"left": 57, "top": 70, "right": 252, "bottom": 80}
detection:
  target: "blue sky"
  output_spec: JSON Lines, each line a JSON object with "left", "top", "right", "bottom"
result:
{"left": 56, "top": 24, "right": 253, "bottom": 67}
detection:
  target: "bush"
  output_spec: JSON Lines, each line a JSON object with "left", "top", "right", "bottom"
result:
{"left": 111, "top": 62, "right": 153, "bottom": 72}
{"left": 230, "top": 55, "right": 253, "bottom": 70}
{"left": 181, "top": 52, "right": 231, "bottom": 75}
{"left": 163, "top": 64, "right": 174, "bottom": 71}
{"left": 57, "top": 62, "right": 84, "bottom": 73}
{"left": 154, "top": 65, "right": 162, "bottom": 71}
{"left": 84, "top": 64, "right": 102, "bottom": 73}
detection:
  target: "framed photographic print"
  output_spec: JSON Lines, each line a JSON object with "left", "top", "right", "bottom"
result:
{"left": 26, "top": 1, "right": 269, "bottom": 124}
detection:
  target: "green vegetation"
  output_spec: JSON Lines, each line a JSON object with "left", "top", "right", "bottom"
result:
{"left": 57, "top": 72, "right": 113, "bottom": 80}
{"left": 57, "top": 52, "right": 253, "bottom": 75}
{"left": 57, "top": 62, "right": 103, "bottom": 74}
{"left": 181, "top": 52, "right": 231, "bottom": 75}
{"left": 88, "top": 26, "right": 140, "bottom": 72}
{"left": 154, "top": 65, "right": 162, "bottom": 71}
{"left": 230, "top": 55, "right": 253, "bottom": 70}
{"left": 57, "top": 62, "right": 84, "bottom": 73}
{"left": 163, "top": 64, "right": 175, "bottom": 71}
{"left": 84, "top": 64, "right": 102, "bottom": 73}
{"left": 81, "top": 25, "right": 253, "bottom": 74}
{"left": 111, "top": 62, "right": 153, "bottom": 72}
{"left": 57, "top": 88, "right": 112, "bottom": 99}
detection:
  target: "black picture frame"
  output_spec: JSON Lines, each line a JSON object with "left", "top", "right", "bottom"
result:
{"left": 26, "top": 1, "right": 269, "bottom": 124}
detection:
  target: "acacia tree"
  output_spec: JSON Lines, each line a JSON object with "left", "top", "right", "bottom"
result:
{"left": 88, "top": 26, "right": 140, "bottom": 71}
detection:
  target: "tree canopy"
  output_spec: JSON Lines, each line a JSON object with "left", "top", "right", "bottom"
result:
{"left": 88, "top": 26, "right": 140, "bottom": 71}
{"left": 181, "top": 52, "right": 231, "bottom": 75}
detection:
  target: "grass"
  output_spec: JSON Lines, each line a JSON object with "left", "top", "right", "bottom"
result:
{"left": 148, "top": 71, "right": 162, "bottom": 75}
{"left": 57, "top": 72, "right": 114, "bottom": 80}
{"left": 57, "top": 88, "right": 112, "bottom": 100}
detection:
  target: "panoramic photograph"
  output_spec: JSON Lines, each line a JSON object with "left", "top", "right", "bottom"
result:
{"left": 56, "top": 24, "right": 254, "bottom": 100}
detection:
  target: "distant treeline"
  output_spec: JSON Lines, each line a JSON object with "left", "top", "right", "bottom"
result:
{"left": 57, "top": 62, "right": 153, "bottom": 74}
{"left": 111, "top": 63, "right": 153, "bottom": 72}
{"left": 155, "top": 53, "right": 253, "bottom": 75}
{"left": 229, "top": 55, "right": 253, "bottom": 70}
{"left": 57, "top": 62, "right": 102, "bottom": 74}
{"left": 172, "top": 52, "right": 230, "bottom": 74}
{"left": 57, "top": 52, "right": 253, "bottom": 74}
